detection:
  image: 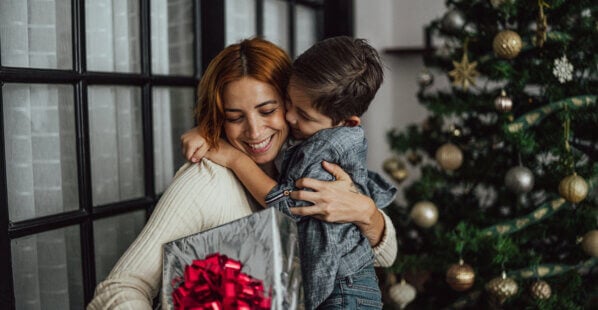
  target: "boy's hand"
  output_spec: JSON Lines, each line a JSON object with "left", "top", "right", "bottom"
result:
{"left": 180, "top": 127, "right": 209, "bottom": 163}
{"left": 205, "top": 139, "right": 243, "bottom": 168}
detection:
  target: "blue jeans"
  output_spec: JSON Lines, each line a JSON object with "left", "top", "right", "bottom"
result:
{"left": 317, "top": 264, "right": 382, "bottom": 309}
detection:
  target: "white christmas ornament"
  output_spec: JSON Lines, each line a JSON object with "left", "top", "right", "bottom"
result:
{"left": 552, "top": 55, "right": 574, "bottom": 83}
{"left": 389, "top": 279, "right": 416, "bottom": 309}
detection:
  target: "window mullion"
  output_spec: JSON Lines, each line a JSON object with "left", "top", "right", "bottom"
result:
{"left": 0, "top": 86, "right": 15, "bottom": 310}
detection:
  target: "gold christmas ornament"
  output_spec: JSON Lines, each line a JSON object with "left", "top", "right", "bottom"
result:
{"left": 558, "top": 173, "right": 589, "bottom": 203}
{"left": 435, "top": 143, "right": 464, "bottom": 171}
{"left": 410, "top": 201, "right": 439, "bottom": 228}
{"left": 581, "top": 230, "right": 598, "bottom": 257}
{"left": 494, "top": 89, "right": 513, "bottom": 112}
{"left": 446, "top": 259, "right": 475, "bottom": 291}
{"left": 383, "top": 157, "right": 409, "bottom": 184}
{"left": 485, "top": 271, "right": 518, "bottom": 305}
{"left": 530, "top": 280, "right": 552, "bottom": 300}
{"left": 449, "top": 53, "right": 479, "bottom": 90}
{"left": 535, "top": 0, "right": 549, "bottom": 47}
{"left": 388, "top": 279, "right": 416, "bottom": 309}
{"left": 493, "top": 30, "right": 523, "bottom": 59}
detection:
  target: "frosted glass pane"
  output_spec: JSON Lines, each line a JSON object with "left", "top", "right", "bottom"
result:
{"left": 85, "top": 0, "right": 140, "bottom": 72}
{"left": 3, "top": 84, "right": 79, "bottom": 222}
{"left": 263, "top": 0, "right": 289, "bottom": 52}
{"left": 225, "top": 0, "right": 256, "bottom": 45}
{"left": 294, "top": 5, "right": 317, "bottom": 57}
{"left": 151, "top": 0, "right": 194, "bottom": 76}
{"left": 0, "top": 0, "right": 72, "bottom": 69}
{"left": 88, "top": 86, "right": 144, "bottom": 206}
{"left": 12, "top": 226, "right": 83, "bottom": 309}
{"left": 94, "top": 210, "right": 146, "bottom": 284}
{"left": 152, "top": 87, "right": 195, "bottom": 194}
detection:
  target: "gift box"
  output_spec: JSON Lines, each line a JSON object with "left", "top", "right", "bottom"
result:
{"left": 161, "top": 208, "right": 303, "bottom": 309}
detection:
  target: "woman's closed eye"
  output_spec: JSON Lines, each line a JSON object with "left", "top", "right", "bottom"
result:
{"left": 225, "top": 115, "right": 244, "bottom": 123}
{"left": 260, "top": 108, "right": 278, "bottom": 116}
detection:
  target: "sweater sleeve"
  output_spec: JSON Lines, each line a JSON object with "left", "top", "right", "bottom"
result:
{"left": 87, "top": 161, "right": 254, "bottom": 310}
{"left": 373, "top": 211, "right": 398, "bottom": 268}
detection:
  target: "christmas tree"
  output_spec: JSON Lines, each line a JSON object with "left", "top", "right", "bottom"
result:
{"left": 382, "top": 0, "right": 597, "bottom": 309}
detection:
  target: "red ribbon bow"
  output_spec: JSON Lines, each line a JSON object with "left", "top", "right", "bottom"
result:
{"left": 172, "top": 253, "right": 272, "bottom": 310}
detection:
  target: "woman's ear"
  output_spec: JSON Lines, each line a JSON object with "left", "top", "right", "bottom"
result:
{"left": 343, "top": 116, "right": 361, "bottom": 127}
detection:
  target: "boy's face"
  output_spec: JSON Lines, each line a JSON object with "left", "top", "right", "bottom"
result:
{"left": 286, "top": 80, "right": 337, "bottom": 140}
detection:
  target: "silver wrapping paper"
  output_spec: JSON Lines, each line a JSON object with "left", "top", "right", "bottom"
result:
{"left": 161, "top": 208, "right": 303, "bottom": 309}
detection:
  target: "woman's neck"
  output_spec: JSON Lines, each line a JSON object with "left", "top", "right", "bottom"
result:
{"left": 258, "top": 162, "right": 278, "bottom": 179}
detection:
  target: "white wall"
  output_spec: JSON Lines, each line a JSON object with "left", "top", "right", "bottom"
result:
{"left": 355, "top": 0, "right": 447, "bottom": 201}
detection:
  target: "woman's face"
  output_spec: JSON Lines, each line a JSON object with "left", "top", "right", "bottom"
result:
{"left": 222, "top": 77, "right": 289, "bottom": 165}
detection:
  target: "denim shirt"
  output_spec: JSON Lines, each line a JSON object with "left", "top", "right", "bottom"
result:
{"left": 264, "top": 126, "right": 397, "bottom": 309}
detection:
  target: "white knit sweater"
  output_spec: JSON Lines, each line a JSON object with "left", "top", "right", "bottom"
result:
{"left": 87, "top": 160, "right": 397, "bottom": 310}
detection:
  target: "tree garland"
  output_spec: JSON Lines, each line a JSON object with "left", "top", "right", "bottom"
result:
{"left": 480, "top": 197, "right": 567, "bottom": 237}
{"left": 505, "top": 95, "right": 596, "bottom": 135}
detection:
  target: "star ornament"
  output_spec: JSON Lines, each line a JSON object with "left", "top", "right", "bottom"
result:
{"left": 449, "top": 53, "right": 479, "bottom": 90}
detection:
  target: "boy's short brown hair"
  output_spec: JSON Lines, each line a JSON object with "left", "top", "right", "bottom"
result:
{"left": 291, "top": 36, "right": 384, "bottom": 125}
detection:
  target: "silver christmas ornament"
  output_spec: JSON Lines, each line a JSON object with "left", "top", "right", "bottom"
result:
{"left": 505, "top": 166, "right": 535, "bottom": 194}
{"left": 442, "top": 9, "right": 466, "bottom": 34}
{"left": 418, "top": 70, "right": 434, "bottom": 87}
{"left": 494, "top": 89, "right": 513, "bottom": 112}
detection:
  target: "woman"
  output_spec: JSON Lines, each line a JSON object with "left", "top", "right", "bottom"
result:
{"left": 87, "top": 38, "right": 397, "bottom": 310}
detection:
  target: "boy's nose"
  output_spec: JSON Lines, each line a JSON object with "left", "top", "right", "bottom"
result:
{"left": 285, "top": 110, "right": 296, "bottom": 125}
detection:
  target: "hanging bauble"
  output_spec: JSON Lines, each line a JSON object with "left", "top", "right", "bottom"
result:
{"left": 383, "top": 157, "right": 409, "bottom": 184}
{"left": 417, "top": 70, "right": 434, "bottom": 88}
{"left": 581, "top": 230, "right": 598, "bottom": 257}
{"left": 446, "top": 259, "right": 475, "bottom": 291}
{"left": 530, "top": 280, "right": 552, "bottom": 300}
{"left": 494, "top": 90, "right": 513, "bottom": 112}
{"left": 410, "top": 201, "right": 439, "bottom": 228}
{"left": 435, "top": 143, "right": 463, "bottom": 171}
{"left": 492, "top": 30, "right": 523, "bottom": 59}
{"left": 504, "top": 166, "right": 534, "bottom": 194}
{"left": 441, "top": 9, "right": 466, "bottom": 34}
{"left": 407, "top": 151, "right": 422, "bottom": 165}
{"left": 485, "top": 271, "right": 518, "bottom": 305}
{"left": 388, "top": 279, "right": 416, "bottom": 309}
{"left": 558, "top": 173, "right": 589, "bottom": 203}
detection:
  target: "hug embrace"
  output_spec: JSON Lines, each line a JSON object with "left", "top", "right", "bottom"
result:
{"left": 88, "top": 36, "right": 397, "bottom": 310}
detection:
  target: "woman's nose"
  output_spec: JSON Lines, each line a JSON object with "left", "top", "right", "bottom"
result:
{"left": 245, "top": 117, "right": 263, "bottom": 139}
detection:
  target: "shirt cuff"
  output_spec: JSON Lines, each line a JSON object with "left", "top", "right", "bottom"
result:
{"left": 373, "top": 210, "right": 398, "bottom": 267}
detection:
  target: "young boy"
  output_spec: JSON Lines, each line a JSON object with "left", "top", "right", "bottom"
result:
{"left": 193, "top": 36, "right": 396, "bottom": 309}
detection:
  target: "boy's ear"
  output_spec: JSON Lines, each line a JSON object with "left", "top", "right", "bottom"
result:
{"left": 343, "top": 116, "right": 361, "bottom": 127}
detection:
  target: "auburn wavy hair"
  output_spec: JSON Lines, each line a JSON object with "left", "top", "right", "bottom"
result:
{"left": 194, "top": 38, "right": 292, "bottom": 149}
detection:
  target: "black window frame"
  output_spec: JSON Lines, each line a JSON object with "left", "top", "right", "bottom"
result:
{"left": 0, "top": 0, "right": 352, "bottom": 308}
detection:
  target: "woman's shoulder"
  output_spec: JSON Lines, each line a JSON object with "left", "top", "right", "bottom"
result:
{"left": 169, "top": 160, "right": 250, "bottom": 198}
{"left": 173, "top": 159, "right": 237, "bottom": 180}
